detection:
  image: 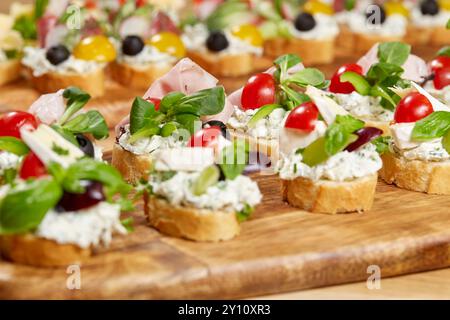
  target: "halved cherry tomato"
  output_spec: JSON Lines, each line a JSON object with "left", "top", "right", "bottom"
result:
{"left": 73, "top": 35, "right": 116, "bottom": 62}
{"left": 0, "top": 111, "right": 38, "bottom": 139}
{"left": 148, "top": 32, "right": 186, "bottom": 59}
{"left": 284, "top": 102, "right": 319, "bottom": 132}
{"left": 394, "top": 92, "right": 433, "bottom": 123}
{"left": 329, "top": 63, "right": 363, "bottom": 94}
{"left": 146, "top": 97, "right": 161, "bottom": 111}
{"left": 241, "top": 73, "right": 276, "bottom": 110}
{"left": 433, "top": 67, "right": 450, "bottom": 90}
{"left": 85, "top": 0, "right": 97, "bottom": 9}
{"left": 430, "top": 56, "right": 450, "bottom": 72}
{"left": 188, "top": 127, "right": 222, "bottom": 148}
{"left": 19, "top": 152, "right": 47, "bottom": 179}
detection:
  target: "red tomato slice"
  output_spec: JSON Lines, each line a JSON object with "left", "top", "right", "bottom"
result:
{"left": 429, "top": 56, "right": 450, "bottom": 72}
{"left": 329, "top": 63, "right": 363, "bottom": 94}
{"left": 284, "top": 102, "right": 319, "bottom": 132}
{"left": 188, "top": 127, "right": 222, "bottom": 148}
{"left": 394, "top": 92, "right": 434, "bottom": 123}
{"left": 146, "top": 97, "right": 161, "bottom": 111}
{"left": 19, "top": 152, "right": 47, "bottom": 180}
{"left": 241, "top": 73, "right": 276, "bottom": 110}
{"left": 433, "top": 67, "right": 450, "bottom": 90}
{"left": 0, "top": 111, "right": 38, "bottom": 139}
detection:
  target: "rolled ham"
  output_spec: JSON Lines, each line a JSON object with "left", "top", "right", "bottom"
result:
{"left": 28, "top": 90, "right": 66, "bottom": 125}
{"left": 357, "top": 43, "right": 429, "bottom": 83}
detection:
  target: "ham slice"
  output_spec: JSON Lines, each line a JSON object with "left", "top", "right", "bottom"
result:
{"left": 28, "top": 90, "right": 66, "bottom": 125}
{"left": 357, "top": 43, "right": 429, "bottom": 82}
{"left": 116, "top": 58, "right": 234, "bottom": 135}
{"left": 44, "top": 0, "right": 70, "bottom": 18}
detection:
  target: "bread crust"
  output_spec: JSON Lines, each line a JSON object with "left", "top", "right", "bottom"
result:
{"left": 144, "top": 195, "right": 240, "bottom": 242}
{"left": 109, "top": 61, "right": 173, "bottom": 90}
{"left": 264, "top": 37, "right": 335, "bottom": 65}
{"left": 111, "top": 143, "right": 153, "bottom": 184}
{"left": 380, "top": 152, "right": 450, "bottom": 195}
{"left": 335, "top": 24, "right": 355, "bottom": 57}
{"left": 353, "top": 33, "right": 402, "bottom": 55}
{"left": 0, "top": 59, "right": 21, "bottom": 86}
{"left": 23, "top": 66, "right": 105, "bottom": 98}
{"left": 404, "top": 25, "right": 432, "bottom": 46}
{"left": 281, "top": 174, "right": 378, "bottom": 214}
{"left": 187, "top": 50, "right": 256, "bottom": 77}
{"left": 430, "top": 26, "right": 450, "bottom": 46}
{"left": 0, "top": 233, "right": 91, "bottom": 267}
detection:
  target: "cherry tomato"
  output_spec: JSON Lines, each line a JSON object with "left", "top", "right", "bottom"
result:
{"left": 433, "top": 67, "right": 450, "bottom": 90}
{"left": 329, "top": 63, "right": 363, "bottom": 94}
{"left": 188, "top": 127, "right": 222, "bottom": 148}
{"left": 394, "top": 92, "right": 434, "bottom": 123}
{"left": 430, "top": 56, "right": 450, "bottom": 72}
{"left": 284, "top": 102, "right": 319, "bottom": 132}
{"left": 231, "top": 24, "right": 263, "bottom": 47}
{"left": 0, "top": 111, "right": 38, "bottom": 139}
{"left": 439, "top": 0, "right": 450, "bottom": 11}
{"left": 73, "top": 35, "right": 116, "bottom": 62}
{"left": 148, "top": 32, "right": 186, "bottom": 59}
{"left": 146, "top": 97, "right": 161, "bottom": 111}
{"left": 241, "top": 73, "right": 276, "bottom": 110}
{"left": 385, "top": 1, "right": 409, "bottom": 17}
{"left": 304, "top": 1, "right": 334, "bottom": 15}
{"left": 85, "top": 0, "right": 97, "bottom": 9}
{"left": 19, "top": 152, "right": 47, "bottom": 179}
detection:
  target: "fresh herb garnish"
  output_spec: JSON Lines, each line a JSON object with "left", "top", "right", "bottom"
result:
{"left": 52, "top": 143, "right": 69, "bottom": 156}
{"left": 0, "top": 137, "right": 29, "bottom": 156}
{"left": 437, "top": 46, "right": 450, "bottom": 57}
{"left": 411, "top": 111, "right": 450, "bottom": 142}
{"left": 236, "top": 203, "right": 254, "bottom": 222}
{"left": 371, "top": 136, "right": 391, "bottom": 155}
{"left": 121, "top": 217, "right": 134, "bottom": 233}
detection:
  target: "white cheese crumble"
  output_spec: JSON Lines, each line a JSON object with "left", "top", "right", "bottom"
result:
{"left": 182, "top": 23, "right": 263, "bottom": 56}
{"left": 118, "top": 125, "right": 186, "bottom": 155}
{"left": 333, "top": 92, "right": 394, "bottom": 122}
{"left": 289, "top": 13, "right": 339, "bottom": 40}
{"left": 410, "top": 8, "right": 450, "bottom": 27}
{"left": 22, "top": 46, "right": 105, "bottom": 77}
{"left": 424, "top": 82, "right": 450, "bottom": 106}
{"left": 394, "top": 139, "right": 450, "bottom": 162}
{"left": 117, "top": 45, "right": 176, "bottom": 68}
{"left": 35, "top": 202, "right": 126, "bottom": 249}
{"left": 278, "top": 143, "right": 382, "bottom": 182}
{"left": 150, "top": 172, "right": 262, "bottom": 212}
{"left": 227, "top": 106, "right": 288, "bottom": 139}
{"left": 348, "top": 13, "right": 407, "bottom": 37}
{"left": 0, "top": 151, "right": 21, "bottom": 175}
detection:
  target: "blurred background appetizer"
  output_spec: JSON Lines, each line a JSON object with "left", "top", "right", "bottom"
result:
{"left": 424, "top": 48, "right": 450, "bottom": 105}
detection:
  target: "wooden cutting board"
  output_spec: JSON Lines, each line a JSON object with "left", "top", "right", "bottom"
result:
{"left": 1, "top": 47, "right": 448, "bottom": 299}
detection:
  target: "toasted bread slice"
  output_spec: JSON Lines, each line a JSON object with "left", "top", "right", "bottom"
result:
{"left": 281, "top": 174, "right": 378, "bottom": 214}
{"left": 187, "top": 50, "right": 256, "bottom": 77}
{"left": 111, "top": 143, "right": 153, "bottom": 184}
{"left": 23, "top": 66, "right": 105, "bottom": 98}
{"left": 380, "top": 152, "right": 450, "bottom": 194}
{"left": 109, "top": 61, "right": 173, "bottom": 90}
{"left": 335, "top": 25, "right": 355, "bottom": 57}
{"left": 144, "top": 195, "right": 240, "bottom": 242}
{"left": 404, "top": 25, "right": 432, "bottom": 46}
{"left": 354, "top": 33, "right": 402, "bottom": 55}
{"left": 0, "top": 59, "right": 21, "bottom": 86}
{"left": 0, "top": 233, "right": 91, "bottom": 267}
{"left": 264, "top": 37, "right": 335, "bottom": 65}
{"left": 430, "top": 26, "right": 450, "bottom": 46}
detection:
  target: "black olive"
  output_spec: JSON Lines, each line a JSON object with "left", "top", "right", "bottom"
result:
{"left": 365, "top": 4, "right": 386, "bottom": 25}
{"left": 206, "top": 31, "right": 229, "bottom": 52}
{"left": 56, "top": 181, "right": 106, "bottom": 212}
{"left": 420, "top": 0, "right": 439, "bottom": 16}
{"left": 46, "top": 45, "right": 70, "bottom": 65}
{"left": 122, "top": 35, "right": 145, "bottom": 56}
{"left": 203, "top": 120, "right": 228, "bottom": 138}
{"left": 294, "top": 12, "right": 316, "bottom": 32}
{"left": 76, "top": 134, "right": 95, "bottom": 158}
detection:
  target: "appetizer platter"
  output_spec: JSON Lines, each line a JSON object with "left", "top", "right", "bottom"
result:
{"left": 0, "top": 0, "right": 450, "bottom": 300}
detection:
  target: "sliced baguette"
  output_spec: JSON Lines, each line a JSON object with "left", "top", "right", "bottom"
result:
{"left": 109, "top": 61, "right": 172, "bottom": 90}
{"left": 404, "top": 25, "right": 432, "bottom": 46}
{"left": 186, "top": 50, "right": 256, "bottom": 77}
{"left": 264, "top": 37, "right": 335, "bottom": 65}
{"left": 354, "top": 33, "right": 402, "bottom": 55}
{"left": 0, "top": 233, "right": 91, "bottom": 267}
{"left": 380, "top": 152, "right": 450, "bottom": 195}
{"left": 430, "top": 26, "right": 450, "bottom": 46}
{"left": 335, "top": 24, "right": 355, "bottom": 57}
{"left": 23, "top": 66, "right": 105, "bottom": 98}
{"left": 0, "top": 59, "right": 21, "bottom": 86}
{"left": 145, "top": 195, "right": 240, "bottom": 242}
{"left": 111, "top": 143, "right": 153, "bottom": 184}
{"left": 281, "top": 174, "right": 378, "bottom": 214}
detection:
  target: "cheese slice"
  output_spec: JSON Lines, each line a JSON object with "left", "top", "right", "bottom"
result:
{"left": 20, "top": 124, "right": 85, "bottom": 168}
{"left": 153, "top": 147, "right": 215, "bottom": 172}
{"left": 306, "top": 85, "right": 348, "bottom": 125}
{"left": 390, "top": 122, "right": 420, "bottom": 150}
{"left": 411, "top": 82, "right": 450, "bottom": 112}
{"left": 279, "top": 120, "right": 327, "bottom": 156}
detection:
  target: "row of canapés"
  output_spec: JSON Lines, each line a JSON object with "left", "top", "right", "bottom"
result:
{"left": 0, "top": 41, "right": 449, "bottom": 267}
{"left": 0, "top": 0, "right": 449, "bottom": 96}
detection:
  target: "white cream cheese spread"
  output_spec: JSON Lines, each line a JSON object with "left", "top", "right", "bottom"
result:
{"left": 0, "top": 151, "right": 21, "bottom": 175}
{"left": 424, "top": 82, "right": 450, "bottom": 106}
{"left": 117, "top": 45, "right": 176, "bottom": 68}
{"left": 289, "top": 13, "right": 339, "bottom": 40}
{"left": 348, "top": 13, "right": 407, "bottom": 37}
{"left": 333, "top": 92, "right": 394, "bottom": 122}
